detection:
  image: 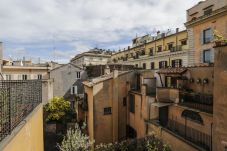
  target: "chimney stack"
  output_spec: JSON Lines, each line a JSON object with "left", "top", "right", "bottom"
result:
{"left": 176, "top": 28, "right": 179, "bottom": 33}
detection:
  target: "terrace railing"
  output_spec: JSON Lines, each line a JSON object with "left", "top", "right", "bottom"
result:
{"left": 167, "top": 119, "right": 212, "bottom": 151}
{"left": 179, "top": 91, "right": 213, "bottom": 113}
{"left": 0, "top": 80, "right": 42, "bottom": 142}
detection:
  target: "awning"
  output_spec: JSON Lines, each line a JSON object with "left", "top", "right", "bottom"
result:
{"left": 151, "top": 102, "right": 172, "bottom": 107}
{"left": 156, "top": 67, "right": 187, "bottom": 75}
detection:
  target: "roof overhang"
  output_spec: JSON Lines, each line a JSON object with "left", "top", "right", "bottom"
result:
{"left": 156, "top": 67, "right": 187, "bottom": 75}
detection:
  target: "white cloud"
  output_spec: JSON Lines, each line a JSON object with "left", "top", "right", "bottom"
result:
{"left": 0, "top": 0, "right": 200, "bottom": 63}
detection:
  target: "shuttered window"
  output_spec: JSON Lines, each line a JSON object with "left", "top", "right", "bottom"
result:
{"left": 172, "top": 59, "right": 182, "bottom": 67}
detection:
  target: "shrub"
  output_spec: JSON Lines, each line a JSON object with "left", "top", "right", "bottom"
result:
{"left": 58, "top": 123, "right": 94, "bottom": 151}
{"left": 44, "top": 97, "right": 71, "bottom": 122}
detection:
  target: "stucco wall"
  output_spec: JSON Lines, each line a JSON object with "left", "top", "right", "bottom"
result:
{"left": 1, "top": 105, "right": 44, "bottom": 151}
{"left": 50, "top": 63, "right": 87, "bottom": 98}
{"left": 148, "top": 123, "right": 200, "bottom": 151}
{"left": 213, "top": 45, "right": 227, "bottom": 151}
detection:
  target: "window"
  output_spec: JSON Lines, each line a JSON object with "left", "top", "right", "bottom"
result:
{"left": 22, "top": 75, "right": 27, "bottom": 80}
{"left": 141, "top": 50, "right": 145, "bottom": 55}
{"left": 172, "top": 59, "right": 182, "bottom": 67}
{"left": 123, "top": 97, "right": 127, "bottom": 106}
{"left": 129, "top": 94, "right": 135, "bottom": 113}
{"left": 157, "top": 46, "right": 162, "bottom": 52}
{"left": 203, "top": 28, "right": 213, "bottom": 44}
{"left": 135, "top": 64, "right": 138, "bottom": 68}
{"left": 203, "top": 49, "right": 211, "bottom": 63}
{"left": 168, "top": 43, "right": 174, "bottom": 51}
{"left": 76, "top": 72, "right": 81, "bottom": 79}
{"left": 181, "top": 39, "right": 187, "bottom": 45}
{"left": 5, "top": 75, "right": 11, "bottom": 80}
{"left": 159, "top": 61, "right": 168, "bottom": 69}
{"left": 150, "top": 62, "right": 155, "bottom": 69}
{"left": 149, "top": 48, "right": 154, "bottom": 56}
{"left": 104, "top": 107, "right": 112, "bottom": 115}
{"left": 204, "top": 8, "right": 212, "bottom": 16}
{"left": 142, "top": 63, "right": 146, "bottom": 69}
{"left": 71, "top": 86, "right": 78, "bottom": 95}
{"left": 37, "top": 74, "right": 42, "bottom": 80}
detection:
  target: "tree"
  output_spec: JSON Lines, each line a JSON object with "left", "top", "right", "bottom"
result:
{"left": 44, "top": 97, "right": 71, "bottom": 122}
{"left": 58, "top": 123, "right": 94, "bottom": 151}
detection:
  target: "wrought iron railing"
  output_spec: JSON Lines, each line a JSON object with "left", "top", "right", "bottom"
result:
{"left": 179, "top": 91, "right": 213, "bottom": 113}
{"left": 0, "top": 80, "right": 42, "bottom": 142}
{"left": 167, "top": 119, "right": 212, "bottom": 151}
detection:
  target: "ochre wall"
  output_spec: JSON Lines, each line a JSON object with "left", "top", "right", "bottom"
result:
{"left": 148, "top": 124, "right": 200, "bottom": 151}
{"left": 2, "top": 105, "right": 44, "bottom": 151}
{"left": 213, "top": 45, "right": 227, "bottom": 151}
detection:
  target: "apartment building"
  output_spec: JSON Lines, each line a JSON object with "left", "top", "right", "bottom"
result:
{"left": 50, "top": 63, "right": 87, "bottom": 111}
{"left": 111, "top": 29, "right": 189, "bottom": 69}
{"left": 185, "top": 0, "right": 227, "bottom": 66}
{"left": 81, "top": 70, "right": 135, "bottom": 145}
{"left": 71, "top": 48, "right": 111, "bottom": 67}
{"left": 2, "top": 59, "right": 51, "bottom": 80}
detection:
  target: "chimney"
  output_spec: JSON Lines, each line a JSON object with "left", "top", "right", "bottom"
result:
{"left": 157, "top": 31, "right": 160, "bottom": 35}
{"left": 128, "top": 46, "right": 130, "bottom": 50}
{"left": 0, "top": 42, "right": 3, "bottom": 73}
{"left": 176, "top": 28, "right": 179, "bottom": 33}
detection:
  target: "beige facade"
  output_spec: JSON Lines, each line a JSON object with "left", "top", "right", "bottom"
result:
{"left": 0, "top": 105, "right": 44, "bottom": 151}
{"left": 111, "top": 30, "right": 189, "bottom": 69}
{"left": 71, "top": 48, "right": 111, "bottom": 67}
{"left": 185, "top": 0, "right": 227, "bottom": 66}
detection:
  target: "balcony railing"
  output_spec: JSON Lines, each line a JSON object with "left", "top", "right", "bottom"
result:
{"left": 179, "top": 91, "right": 213, "bottom": 113}
{"left": 170, "top": 45, "right": 182, "bottom": 52}
{"left": 0, "top": 80, "right": 42, "bottom": 142}
{"left": 167, "top": 119, "right": 211, "bottom": 151}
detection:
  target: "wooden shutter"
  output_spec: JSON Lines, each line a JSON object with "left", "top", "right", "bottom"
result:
{"left": 179, "top": 59, "right": 182, "bottom": 67}
{"left": 172, "top": 60, "right": 175, "bottom": 67}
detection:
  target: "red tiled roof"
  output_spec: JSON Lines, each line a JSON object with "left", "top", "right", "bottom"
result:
{"left": 157, "top": 67, "right": 187, "bottom": 74}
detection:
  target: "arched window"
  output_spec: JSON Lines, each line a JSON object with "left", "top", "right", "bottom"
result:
{"left": 182, "top": 109, "right": 203, "bottom": 124}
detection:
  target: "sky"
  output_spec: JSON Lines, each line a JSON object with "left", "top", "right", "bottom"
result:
{"left": 0, "top": 0, "right": 200, "bottom": 63}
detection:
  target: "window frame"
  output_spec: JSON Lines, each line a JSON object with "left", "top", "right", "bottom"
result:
{"left": 203, "top": 49, "right": 211, "bottom": 63}
{"left": 76, "top": 71, "right": 81, "bottom": 79}
{"left": 104, "top": 107, "right": 112, "bottom": 115}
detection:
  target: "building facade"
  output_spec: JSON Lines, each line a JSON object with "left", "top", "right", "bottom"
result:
{"left": 185, "top": 0, "right": 227, "bottom": 66}
{"left": 71, "top": 48, "right": 111, "bottom": 67}
{"left": 111, "top": 29, "right": 189, "bottom": 69}
{"left": 50, "top": 63, "right": 87, "bottom": 110}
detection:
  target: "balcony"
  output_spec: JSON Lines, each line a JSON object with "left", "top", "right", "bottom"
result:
{"left": 179, "top": 91, "right": 213, "bottom": 114}
{"left": 0, "top": 80, "right": 42, "bottom": 142}
{"left": 170, "top": 45, "right": 182, "bottom": 52}
{"left": 167, "top": 119, "right": 211, "bottom": 151}
{"left": 148, "top": 119, "right": 212, "bottom": 151}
